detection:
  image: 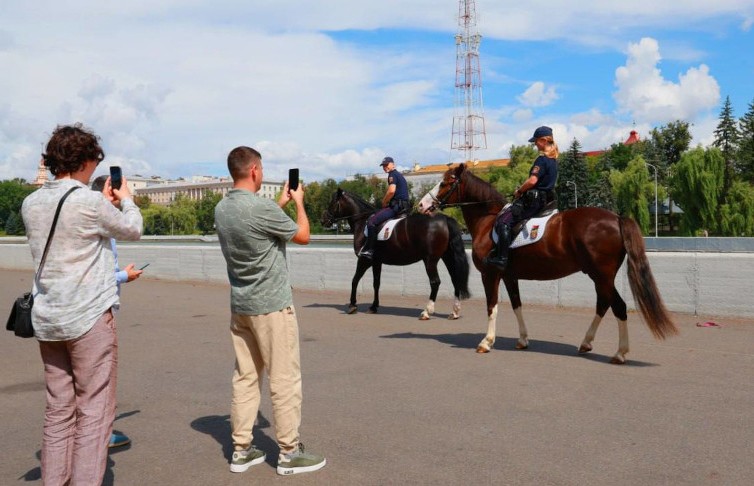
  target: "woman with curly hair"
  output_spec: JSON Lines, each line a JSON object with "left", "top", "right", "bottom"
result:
{"left": 22, "top": 123, "right": 142, "bottom": 485}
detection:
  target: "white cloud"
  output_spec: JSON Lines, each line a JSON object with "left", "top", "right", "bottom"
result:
{"left": 613, "top": 37, "right": 719, "bottom": 124}
{"left": 517, "top": 82, "right": 559, "bottom": 108}
{"left": 1, "top": 2, "right": 752, "bottom": 183}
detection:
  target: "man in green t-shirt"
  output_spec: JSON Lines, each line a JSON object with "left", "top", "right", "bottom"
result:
{"left": 214, "top": 146, "right": 326, "bottom": 476}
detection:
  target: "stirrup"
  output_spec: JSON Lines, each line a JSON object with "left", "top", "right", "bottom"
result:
{"left": 484, "top": 254, "right": 508, "bottom": 270}
{"left": 358, "top": 248, "right": 374, "bottom": 259}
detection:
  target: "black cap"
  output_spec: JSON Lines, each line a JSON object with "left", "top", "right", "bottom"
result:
{"left": 380, "top": 156, "right": 394, "bottom": 166}
{"left": 528, "top": 126, "right": 553, "bottom": 142}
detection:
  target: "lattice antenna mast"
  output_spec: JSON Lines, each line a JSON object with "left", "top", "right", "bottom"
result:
{"left": 451, "top": 0, "right": 487, "bottom": 164}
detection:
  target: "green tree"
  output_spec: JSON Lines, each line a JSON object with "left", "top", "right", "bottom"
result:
{"left": 508, "top": 144, "right": 538, "bottom": 169}
{"left": 4, "top": 210, "right": 26, "bottom": 235}
{"left": 718, "top": 181, "right": 754, "bottom": 236}
{"left": 196, "top": 191, "right": 223, "bottom": 234}
{"left": 713, "top": 96, "right": 740, "bottom": 201}
{"left": 142, "top": 205, "right": 171, "bottom": 235}
{"left": 737, "top": 98, "right": 754, "bottom": 183}
{"left": 134, "top": 194, "right": 152, "bottom": 209}
{"left": 0, "top": 179, "right": 36, "bottom": 227}
{"left": 609, "top": 156, "right": 652, "bottom": 233}
{"left": 168, "top": 195, "right": 198, "bottom": 234}
{"left": 670, "top": 147, "right": 724, "bottom": 235}
{"left": 646, "top": 120, "right": 692, "bottom": 233}
{"left": 556, "top": 139, "right": 589, "bottom": 210}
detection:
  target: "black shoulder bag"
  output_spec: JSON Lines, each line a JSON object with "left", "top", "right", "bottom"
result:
{"left": 6, "top": 186, "right": 80, "bottom": 338}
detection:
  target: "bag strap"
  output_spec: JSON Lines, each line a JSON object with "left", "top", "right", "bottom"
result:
{"left": 35, "top": 186, "right": 81, "bottom": 279}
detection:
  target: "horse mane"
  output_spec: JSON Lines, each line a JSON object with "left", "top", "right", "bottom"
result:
{"left": 461, "top": 166, "right": 507, "bottom": 205}
{"left": 343, "top": 190, "right": 375, "bottom": 212}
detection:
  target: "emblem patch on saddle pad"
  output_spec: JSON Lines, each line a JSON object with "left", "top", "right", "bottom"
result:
{"left": 491, "top": 211, "right": 558, "bottom": 249}
{"left": 363, "top": 216, "right": 407, "bottom": 241}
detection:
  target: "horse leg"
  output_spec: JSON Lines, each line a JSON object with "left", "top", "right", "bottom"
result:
{"left": 419, "top": 258, "right": 441, "bottom": 320}
{"left": 502, "top": 276, "right": 528, "bottom": 349}
{"left": 348, "top": 259, "right": 372, "bottom": 314}
{"left": 477, "top": 272, "right": 501, "bottom": 353}
{"left": 449, "top": 297, "right": 461, "bottom": 320}
{"left": 368, "top": 262, "right": 382, "bottom": 314}
{"left": 578, "top": 279, "right": 612, "bottom": 354}
{"left": 609, "top": 287, "right": 630, "bottom": 365}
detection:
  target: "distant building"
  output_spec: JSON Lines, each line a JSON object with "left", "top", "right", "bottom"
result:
{"left": 134, "top": 177, "right": 283, "bottom": 205}
{"left": 32, "top": 159, "right": 49, "bottom": 187}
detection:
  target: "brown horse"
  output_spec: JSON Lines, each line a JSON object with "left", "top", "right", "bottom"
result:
{"left": 418, "top": 163, "right": 677, "bottom": 364}
{"left": 321, "top": 188, "right": 470, "bottom": 319}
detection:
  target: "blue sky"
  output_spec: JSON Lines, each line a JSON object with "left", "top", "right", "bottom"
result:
{"left": 1, "top": 1, "right": 753, "bottom": 184}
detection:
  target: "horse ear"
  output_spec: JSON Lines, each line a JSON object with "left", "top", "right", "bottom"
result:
{"left": 336, "top": 188, "right": 343, "bottom": 197}
{"left": 456, "top": 164, "right": 467, "bottom": 176}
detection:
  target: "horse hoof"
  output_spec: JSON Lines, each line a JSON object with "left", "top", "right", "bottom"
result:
{"left": 515, "top": 342, "right": 528, "bottom": 350}
{"left": 609, "top": 356, "right": 627, "bottom": 365}
{"left": 419, "top": 315, "right": 430, "bottom": 321}
{"left": 476, "top": 346, "right": 490, "bottom": 354}
{"left": 347, "top": 306, "right": 357, "bottom": 314}
{"left": 367, "top": 308, "right": 378, "bottom": 314}
{"left": 578, "top": 344, "right": 592, "bottom": 354}
{"left": 447, "top": 314, "right": 460, "bottom": 320}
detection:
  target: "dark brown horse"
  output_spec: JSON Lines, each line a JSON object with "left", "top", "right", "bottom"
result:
{"left": 418, "top": 163, "right": 677, "bottom": 363}
{"left": 321, "top": 188, "right": 470, "bottom": 319}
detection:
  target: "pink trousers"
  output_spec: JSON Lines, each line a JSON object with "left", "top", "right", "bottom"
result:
{"left": 38, "top": 310, "right": 117, "bottom": 486}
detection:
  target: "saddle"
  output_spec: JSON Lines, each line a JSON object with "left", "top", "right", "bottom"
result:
{"left": 363, "top": 215, "right": 408, "bottom": 241}
{"left": 492, "top": 200, "right": 559, "bottom": 249}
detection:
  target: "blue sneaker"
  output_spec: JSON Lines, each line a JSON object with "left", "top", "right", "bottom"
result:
{"left": 109, "top": 432, "right": 131, "bottom": 448}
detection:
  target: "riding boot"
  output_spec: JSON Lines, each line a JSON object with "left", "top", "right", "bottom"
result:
{"left": 359, "top": 227, "right": 377, "bottom": 260}
{"left": 485, "top": 224, "right": 512, "bottom": 270}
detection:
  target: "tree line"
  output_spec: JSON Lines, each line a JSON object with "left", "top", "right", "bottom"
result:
{"left": 2, "top": 96, "right": 753, "bottom": 237}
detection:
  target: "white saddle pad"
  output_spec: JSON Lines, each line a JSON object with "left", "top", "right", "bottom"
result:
{"left": 363, "top": 216, "right": 407, "bottom": 241}
{"left": 492, "top": 210, "right": 558, "bottom": 249}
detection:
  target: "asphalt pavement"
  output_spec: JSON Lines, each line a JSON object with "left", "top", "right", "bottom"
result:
{"left": 1, "top": 269, "right": 752, "bottom": 485}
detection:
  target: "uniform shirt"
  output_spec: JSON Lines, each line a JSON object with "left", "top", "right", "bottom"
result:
{"left": 215, "top": 189, "right": 298, "bottom": 316}
{"left": 21, "top": 179, "right": 143, "bottom": 341}
{"left": 387, "top": 169, "right": 409, "bottom": 201}
{"left": 530, "top": 155, "right": 558, "bottom": 191}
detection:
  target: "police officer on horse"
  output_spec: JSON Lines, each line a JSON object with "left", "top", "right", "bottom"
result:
{"left": 359, "top": 156, "right": 410, "bottom": 260}
{"left": 486, "top": 126, "right": 559, "bottom": 270}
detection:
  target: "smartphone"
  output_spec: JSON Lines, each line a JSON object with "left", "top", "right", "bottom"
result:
{"left": 288, "top": 168, "right": 299, "bottom": 191}
{"left": 110, "top": 166, "right": 123, "bottom": 190}
{"left": 138, "top": 263, "right": 150, "bottom": 270}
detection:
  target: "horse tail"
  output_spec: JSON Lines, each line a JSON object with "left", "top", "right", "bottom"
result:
{"left": 441, "top": 216, "right": 471, "bottom": 300}
{"left": 620, "top": 217, "right": 679, "bottom": 339}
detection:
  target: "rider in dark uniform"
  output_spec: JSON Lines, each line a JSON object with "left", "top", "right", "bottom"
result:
{"left": 359, "top": 156, "right": 410, "bottom": 260}
{"left": 486, "top": 126, "right": 559, "bottom": 270}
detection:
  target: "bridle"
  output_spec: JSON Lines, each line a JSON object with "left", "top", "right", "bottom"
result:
{"left": 428, "top": 176, "right": 462, "bottom": 210}
{"left": 323, "top": 192, "right": 375, "bottom": 223}
{"left": 426, "top": 173, "right": 502, "bottom": 212}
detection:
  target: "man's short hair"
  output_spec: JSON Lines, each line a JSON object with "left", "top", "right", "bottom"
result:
{"left": 91, "top": 175, "right": 108, "bottom": 192}
{"left": 227, "top": 146, "right": 261, "bottom": 181}
{"left": 43, "top": 123, "right": 104, "bottom": 176}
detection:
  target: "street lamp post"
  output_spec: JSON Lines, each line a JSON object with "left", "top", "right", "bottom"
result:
{"left": 565, "top": 180, "right": 577, "bottom": 208}
{"left": 645, "top": 162, "right": 658, "bottom": 237}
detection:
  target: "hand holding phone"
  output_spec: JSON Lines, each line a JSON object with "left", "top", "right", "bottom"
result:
{"left": 139, "top": 263, "right": 150, "bottom": 270}
{"left": 288, "top": 168, "right": 299, "bottom": 191}
{"left": 110, "top": 166, "right": 123, "bottom": 190}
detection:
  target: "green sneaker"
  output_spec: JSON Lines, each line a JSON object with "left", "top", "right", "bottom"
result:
{"left": 276, "top": 443, "right": 326, "bottom": 476}
{"left": 230, "top": 446, "right": 266, "bottom": 473}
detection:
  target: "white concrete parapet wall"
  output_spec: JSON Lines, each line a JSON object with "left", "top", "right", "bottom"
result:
{"left": 1, "top": 243, "right": 752, "bottom": 318}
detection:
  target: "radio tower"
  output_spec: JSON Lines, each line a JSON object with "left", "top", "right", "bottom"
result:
{"left": 450, "top": 0, "right": 487, "bottom": 164}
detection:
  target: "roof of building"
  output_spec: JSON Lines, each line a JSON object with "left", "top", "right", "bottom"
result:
{"left": 409, "top": 158, "right": 510, "bottom": 174}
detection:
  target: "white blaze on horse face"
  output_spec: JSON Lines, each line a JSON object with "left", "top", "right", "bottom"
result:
{"left": 418, "top": 182, "right": 441, "bottom": 213}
